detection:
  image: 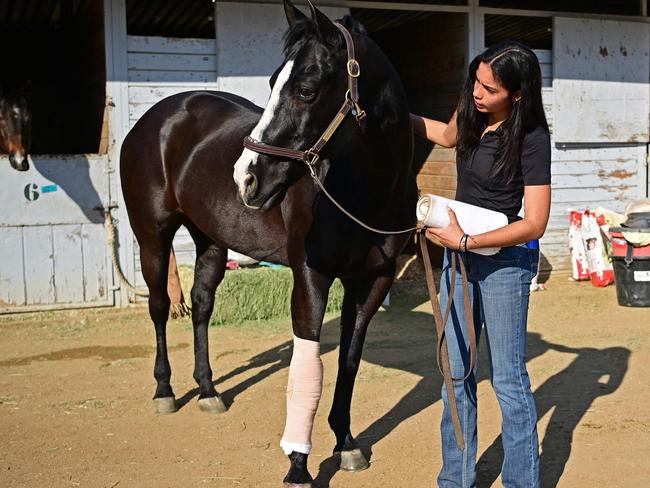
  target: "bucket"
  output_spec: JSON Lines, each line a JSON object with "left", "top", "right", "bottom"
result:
{"left": 609, "top": 227, "right": 650, "bottom": 307}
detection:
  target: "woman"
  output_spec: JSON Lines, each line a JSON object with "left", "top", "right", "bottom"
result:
{"left": 411, "top": 41, "right": 551, "bottom": 487}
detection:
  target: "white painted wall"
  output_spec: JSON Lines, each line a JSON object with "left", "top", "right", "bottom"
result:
{"left": 126, "top": 35, "right": 218, "bottom": 127}
{"left": 215, "top": 3, "right": 349, "bottom": 106}
{"left": 553, "top": 17, "right": 650, "bottom": 144}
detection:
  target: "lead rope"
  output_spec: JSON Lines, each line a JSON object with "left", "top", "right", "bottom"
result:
{"left": 306, "top": 164, "right": 419, "bottom": 235}
{"left": 309, "top": 165, "right": 474, "bottom": 451}
{"left": 419, "top": 230, "right": 477, "bottom": 451}
{"left": 104, "top": 209, "right": 149, "bottom": 298}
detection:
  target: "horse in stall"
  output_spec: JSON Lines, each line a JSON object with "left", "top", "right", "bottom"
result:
{"left": 120, "top": 2, "right": 417, "bottom": 486}
{"left": 0, "top": 81, "right": 32, "bottom": 171}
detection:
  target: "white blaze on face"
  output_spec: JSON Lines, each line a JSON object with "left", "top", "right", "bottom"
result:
{"left": 233, "top": 60, "right": 295, "bottom": 198}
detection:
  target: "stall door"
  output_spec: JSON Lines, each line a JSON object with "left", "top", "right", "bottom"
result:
{"left": 0, "top": 156, "right": 113, "bottom": 312}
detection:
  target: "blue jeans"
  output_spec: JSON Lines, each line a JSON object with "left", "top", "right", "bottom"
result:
{"left": 437, "top": 246, "right": 540, "bottom": 488}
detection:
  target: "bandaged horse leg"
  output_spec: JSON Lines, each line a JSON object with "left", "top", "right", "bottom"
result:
{"left": 282, "top": 264, "right": 332, "bottom": 487}
{"left": 280, "top": 335, "right": 324, "bottom": 455}
{"left": 328, "top": 273, "right": 394, "bottom": 471}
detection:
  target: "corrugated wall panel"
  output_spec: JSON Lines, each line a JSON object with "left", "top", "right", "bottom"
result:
{"left": 52, "top": 225, "right": 85, "bottom": 303}
{"left": 81, "top": 223, "right": 110, "bottom": 302}
{"left": 22, "top": 226, "right": 55, "bottom": 304}
{"left": 0, "top": 227, "right": 26, "bottom": 307}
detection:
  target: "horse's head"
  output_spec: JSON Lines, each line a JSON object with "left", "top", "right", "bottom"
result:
{"left": 234, "top": 1, "right": 379, "bottom": 210}
{"left": 0, "top": 82, "right": 32, "bottom": 171}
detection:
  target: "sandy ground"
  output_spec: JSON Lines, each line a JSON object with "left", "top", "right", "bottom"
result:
{"left": 1, "top": 275, "right": 649, "bottom": 487}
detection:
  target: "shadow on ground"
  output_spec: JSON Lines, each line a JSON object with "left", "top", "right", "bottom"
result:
{"left": 178, "top": 283, "right": 630, "bottom": 487}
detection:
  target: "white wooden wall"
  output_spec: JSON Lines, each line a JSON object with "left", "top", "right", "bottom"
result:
{"left": 553, "top": 17, "right": 650, "bottom": 144}
{"left": 215, "top": 3, "right": 349, "bottom": 107}
{"left": 539, "top": 18, "right": 650, "bottom": 272}
{"left": 0, "top": 156, "right": 113, "bottom": 312}
{"left": 127, "top": 36, "right": 218, "bottom": 126}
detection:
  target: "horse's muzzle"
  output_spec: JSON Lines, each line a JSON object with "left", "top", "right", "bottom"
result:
{"left": 9, "top": 152, "right": 29, "bottom": 171}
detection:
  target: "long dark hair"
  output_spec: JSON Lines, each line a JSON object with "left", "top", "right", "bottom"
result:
{"left": 456, "top": 41, "right": 549, "bottom": 182}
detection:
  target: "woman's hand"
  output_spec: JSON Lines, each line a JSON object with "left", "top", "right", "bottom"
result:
{"left": 426, "top": 207, "right": 465, "bottom": 250}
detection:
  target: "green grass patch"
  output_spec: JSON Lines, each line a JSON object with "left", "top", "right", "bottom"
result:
{"left": 178, "top": 265, "right": 344, "bottom": 326}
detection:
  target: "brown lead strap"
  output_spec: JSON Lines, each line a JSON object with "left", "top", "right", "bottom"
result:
{"left": 418, "top": 230, "right": 477, "bottom": 451}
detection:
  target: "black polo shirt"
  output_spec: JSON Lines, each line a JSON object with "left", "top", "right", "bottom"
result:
{"left": 455, "top": 125, "right": 551, "bottom": 223}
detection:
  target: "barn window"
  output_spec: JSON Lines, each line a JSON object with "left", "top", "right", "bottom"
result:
{"left": 126, "top": 0, "right": 216, "bottom": 39}
{"left": 485, "top": 15, "right": 552, "bottom": 50}
{"left": 0, "top": 0, "right": 107, "bottom": 155}
{"left": 479, "top": 0, "right": 645, "bottom": 16}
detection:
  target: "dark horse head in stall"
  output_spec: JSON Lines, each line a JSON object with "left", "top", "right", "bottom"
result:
{"left": 0, "top": 81, "right": 32, "bottom": 171}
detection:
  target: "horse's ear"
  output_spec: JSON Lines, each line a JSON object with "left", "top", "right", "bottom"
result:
{"left": 284, "top": 0, "right": 307, "bottom": 27}
{"left": 307, "top": 1, "right": 342, "bottom": 47}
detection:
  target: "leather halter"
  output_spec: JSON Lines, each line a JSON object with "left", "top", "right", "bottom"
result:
{"left": 243, "top": 22, "right": 366, "bottom": 169}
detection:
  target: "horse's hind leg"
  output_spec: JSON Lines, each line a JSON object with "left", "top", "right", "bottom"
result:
{"left": 188, "top": 228, "right": 228, "bottom": 413}
{"left": 328, "top": 272, "right": 394, "bottom": 471}
{"left": 139, "top": 226, "right": 179, "bottom": 414}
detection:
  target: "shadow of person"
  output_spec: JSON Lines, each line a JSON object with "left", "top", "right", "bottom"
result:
{"left": 172, "top": 284, "right": 629, "bottom": 488}
{"left": 314, "top": 290, "right": 443, "bottom": 487}
{"left": 476, "top": 333, "right": 630, "bottom": 488}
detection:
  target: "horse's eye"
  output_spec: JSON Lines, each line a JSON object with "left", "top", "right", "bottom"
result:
{"left": 297, "top": 87, "right": 316, "bottom": 101}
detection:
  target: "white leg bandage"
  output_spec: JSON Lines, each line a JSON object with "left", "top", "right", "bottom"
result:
{"left": 280, "top": 335, "right": 323, "bottom": 455}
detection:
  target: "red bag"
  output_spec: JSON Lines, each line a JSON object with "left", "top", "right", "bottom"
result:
{"left": 580, "top": 211, "right": 615, "bottom": 287}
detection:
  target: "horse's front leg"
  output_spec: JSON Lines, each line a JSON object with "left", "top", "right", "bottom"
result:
{"left": 282, "top": 265, "right": 333, "bottom": 488}
{"left": 328, "top": 272, "right": 394, "bottom": 471}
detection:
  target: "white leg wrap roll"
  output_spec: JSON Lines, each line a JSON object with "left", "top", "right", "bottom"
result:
{"left": 280, "top": 335, "right": 323, "bottom": 455}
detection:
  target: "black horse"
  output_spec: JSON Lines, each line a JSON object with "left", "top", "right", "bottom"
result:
{"left": 0, "top": 81, "right": 31, "bottom": 171}
{"left": 120, "top": 2, "right": 417, "bottom": 486}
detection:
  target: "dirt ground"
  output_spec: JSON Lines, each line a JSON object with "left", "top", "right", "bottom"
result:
{"left": 1, "top": 275, "right": 649, "bottom": 487}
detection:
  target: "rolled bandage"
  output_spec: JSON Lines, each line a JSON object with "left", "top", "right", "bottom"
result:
{"left": 280, "top": 335, "right": 323, "bottom": 455}
{"left": 416, "top": 194, "right": 508, "bottom": 256}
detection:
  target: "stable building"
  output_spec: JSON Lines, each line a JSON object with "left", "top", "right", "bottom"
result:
{"left": 1, "top": 0, "right": 649, "bottom": 312}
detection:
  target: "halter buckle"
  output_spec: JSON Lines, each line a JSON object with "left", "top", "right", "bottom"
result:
{"left": 304, "top": 149, "right": 320, "bottom": 169}
{"left": 347, "top": 59, "right": 361, "bottom": 78}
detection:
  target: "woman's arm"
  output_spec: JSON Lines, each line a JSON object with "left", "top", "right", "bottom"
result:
{"left": 427, "top": 184, "right": 551, "bottom": 250}
{"left": 410, "top": 111, "right": 458, "bottom": 148}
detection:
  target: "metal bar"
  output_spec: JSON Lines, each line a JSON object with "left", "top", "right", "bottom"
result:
{"left": 0, "top": 301, "right": 115, "bottom": 315}
{"left": 217, "top": 0, "right": 471, "bottom": 13}
{"left": 477, "top": 6, "right": 650, "bottom": 24}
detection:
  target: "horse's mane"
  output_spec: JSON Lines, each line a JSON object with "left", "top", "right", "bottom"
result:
{"left": 283, "top": 14, "right": 368, "bottom": 58}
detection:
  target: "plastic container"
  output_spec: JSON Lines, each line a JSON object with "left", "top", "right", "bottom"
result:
{"left": 608, "top": 227, "right": 650, "bottom": 307}
{"left": 416, "top": 194, "right": 508, "bottom": 256}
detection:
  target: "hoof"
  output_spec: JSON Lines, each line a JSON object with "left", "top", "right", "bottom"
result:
{"left": 283, "top": 483, "right": 311, "bottom": 488}
{"left": 153, "top": 397, "right": 177, "bottom": 414}
{"left": 339, "top": 448, "right": 370, "bottom": 472}
{"left": 198, "top": 396, "right": 228, "bottom": 414}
